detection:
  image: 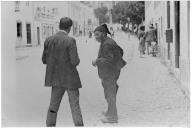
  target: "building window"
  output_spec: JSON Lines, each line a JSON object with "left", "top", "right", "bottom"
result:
{"left": 154, "top": 1, "right": 161, "bottom": 9}
{"left": 42, "top": 7, "right": 46, "bottom": 17}
{"left": 54, "top": 8, "right": 58, "bottom": 16}
{"left": 145, "top": 1, "right": 151, "bottom": 9}
{"left": 15, "top": 1, "right": 20, "bottom": 12}
{"left": 17, "top": 22, "right": 22, "bottom": 38}
{"left": 88, "top": 19, "right": 92, "bottom": 25}
{"left": 101, "top": 3, "right": 104, "bottom": 7}
{"left": 26, "top": 23, "right": 31, "bottom": 44}
{"left": 167, "top": 1, "right": 170, "bottom": 28}
{"left": 36, "top": 7, "right": 41, "bottom": 18}
{"left": 26, "top": 1, "right": 29, "bottom": 6}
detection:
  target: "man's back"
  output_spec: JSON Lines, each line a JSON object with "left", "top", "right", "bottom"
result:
{"left": 144, "top": 28, "right": 156, "bottom": 42}
{"left": 44, "top": 17, "right": 84, "bottom": 127}
{"left": 42, "top": 32, "right": 82, "bottom": 89}
{"left": 97, "top": 37, "right": 126, "bottom": 79}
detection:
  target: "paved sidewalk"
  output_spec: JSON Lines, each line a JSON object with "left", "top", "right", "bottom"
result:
{"left": 10, "top": 31, "right": 189, "bottom": 127}
{"left": 94, "top": 32, "right": 190, "bottom": 127}
{"left": 16, "top": 45, "right": 43, "bottom": 60}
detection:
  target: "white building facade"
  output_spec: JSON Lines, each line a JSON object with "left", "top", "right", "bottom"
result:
{"left": 14, "top": 1, "right": 35, "bottom": 47}
{"left": 33, "top": 2, "right": 59, "bottom": 45}
{"left": 2, "top": 1, "right": 99, "bottom": 48}
{"left": 2, "top": 1, "right": 59, "bottom": 47}
{"left": 145, "top": 1, "right": 190, "bottom": 95}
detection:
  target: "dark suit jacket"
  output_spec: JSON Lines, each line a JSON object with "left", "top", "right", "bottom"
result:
{"left": 42, "top": 31, "right": 82, "bottom": 89}
{"left": 96, "top": 36, "right": 126, "bottom": 79}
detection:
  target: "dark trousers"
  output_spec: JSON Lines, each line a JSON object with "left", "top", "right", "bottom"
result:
{"left": 101, "top": 77, "right": 119, "bottom": 119}
{"left": 46, "top": 87, "right": 83, "bottom": 126}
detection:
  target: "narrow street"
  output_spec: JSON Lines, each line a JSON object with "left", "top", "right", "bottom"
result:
{"left": 2, "top": 31, "right": 189, "bottom": 127}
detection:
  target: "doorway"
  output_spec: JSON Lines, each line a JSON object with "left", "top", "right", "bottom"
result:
{"left": 174, "top": 1, "right": 180, "bottom": 68}
{"left": 26, "top": 23, "right": 31, "bottom": 44}
{"left": 37, "top": 27, "right": 40, "bottom": 45}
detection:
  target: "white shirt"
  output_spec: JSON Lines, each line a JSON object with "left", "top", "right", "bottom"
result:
{"left": 59, "top": 30, "right": 68, "bottom": 35}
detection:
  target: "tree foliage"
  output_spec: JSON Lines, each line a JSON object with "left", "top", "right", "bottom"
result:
{"left": 94, "top": 7, "right": 109, "bottom": 24}
{"left": 112, "top": 1, "right": 145, "bottom": 25}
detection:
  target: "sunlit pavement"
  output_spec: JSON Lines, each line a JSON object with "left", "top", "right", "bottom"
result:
{"left": 2, "top": 31, "right": 189, "bottom": 127}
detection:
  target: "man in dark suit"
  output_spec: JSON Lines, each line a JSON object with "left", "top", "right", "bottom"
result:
{"left": 92, "top": 24, "right": 126, "bottom": 123}
{"left": 42, "top": 17, "right": 84, "bottom": 126}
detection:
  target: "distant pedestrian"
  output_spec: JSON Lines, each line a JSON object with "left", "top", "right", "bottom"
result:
{"left": 138, "top": 37, "right": 145, "bottom": 58}
{"left": 42, "top": 17, "right": 84, "bottom": 127}
{"left": 79, "top": 30, "right": 82, "bottom": 36}
{"left": 89, "top": 30, "right": 92, "bottom": 38}
{"left": 92, "top": 24, "right": 127, "bottom": 123}
{"left": 134, "top": 24, "right": 138, "bottom": 34}
{"left": 138, "top": 26, "right": 146, "bottom": 57}
{"left": 151, "top": 26, "right": 158, "bottom": 56}
{"left": 144, "top": 24, "right": 157, "bottom": 55}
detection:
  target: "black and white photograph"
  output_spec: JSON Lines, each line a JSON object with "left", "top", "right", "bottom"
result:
{"left": 1, "top": 1, "right": 190, "bottom": 127}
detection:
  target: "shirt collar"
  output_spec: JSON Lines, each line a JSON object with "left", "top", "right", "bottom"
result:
{"left": 59, "top": 30, "right": 68, "bottom": 35}
{"left": 101, "top": 36, "right": 109, "bottom": 44}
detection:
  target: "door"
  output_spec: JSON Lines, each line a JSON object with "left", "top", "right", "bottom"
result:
{"left": 26, "top": 23, "right": 31, "bottom": 44}
{"left": 174, "top": 1, "right": 180, "bottom": 68}
{"left": 37, "top": 27, "right": 40, "bottom": 45}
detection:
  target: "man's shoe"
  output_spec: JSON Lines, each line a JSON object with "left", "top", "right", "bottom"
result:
{"left": 101, "top": 117, "right": 118, "bottom": 123}
{"left": 75, "top": 123, "right": 84, "bottom": 127}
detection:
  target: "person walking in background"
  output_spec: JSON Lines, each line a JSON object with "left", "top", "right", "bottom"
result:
{"left": 144, "top": 24, "right": 156, "bottom": 55}
{"left": 92, "top": 24, "right": 126, "bottom": 123}
{"left": 42, "top": 17, "right": 84, "bottom": 127}
{"left": 134, "top": 24, "right": 138, "bottom": 35}
{"left": 138, "top": 26, "right": 146, "bottom": 58}
{"left": 89, "top": 30, "right": 92, "bottom": 38}
{"left": 151, "top": 25, "right": 158, "bottom": 57}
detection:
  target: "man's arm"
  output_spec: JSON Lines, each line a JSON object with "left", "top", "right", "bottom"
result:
{"left": 68, "top": 38, "right": 80, "bottom": 66}
{"left": 42, "top": 38, "right": 49, "bottom": 64}
{"left": 96, "top": 43, "right": 114, "bottom": 66}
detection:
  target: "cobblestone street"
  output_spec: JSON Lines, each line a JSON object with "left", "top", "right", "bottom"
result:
{"left": 2, "top": 32, "right": 189, "bottom": 127}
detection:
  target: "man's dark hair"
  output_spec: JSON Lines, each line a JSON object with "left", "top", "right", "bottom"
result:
{"left": 59, "top": 17, "right": 73, "bottom": 30}
{"left": 149, "top": 24, "right": 154, "bottom": 28}
{"left": 94, "top": 24, "right": 111, "bottom": 35}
